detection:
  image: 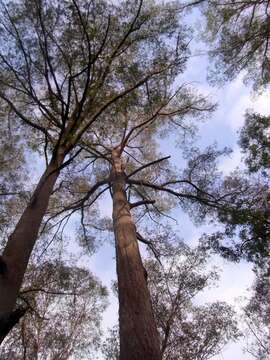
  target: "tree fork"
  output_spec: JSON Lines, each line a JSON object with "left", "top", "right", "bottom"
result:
{"left": 0, "top": 148, "right": 66, "bottom": 343}
{"left": 111, "top": 148, "right": 161, "bottom": 360}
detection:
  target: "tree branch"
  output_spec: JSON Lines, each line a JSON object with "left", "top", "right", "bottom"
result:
{"left": 136, "top": 232, "right": 162, "bottom": 265}
{"left": 130, "top": 199, "right": 155, "bottom": 209}
{"left": 128, "top": 155, "right": 171, "bottom": 178}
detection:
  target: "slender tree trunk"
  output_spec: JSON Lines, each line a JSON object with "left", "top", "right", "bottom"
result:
{"left": 0, "top": 148, "right": 66, "bottom": 343}
{"left": 111, "top": 149, "right": 161, "bottom": 360}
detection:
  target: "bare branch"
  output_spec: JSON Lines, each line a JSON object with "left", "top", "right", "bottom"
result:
{"left": 128, "top": 155, "right": 171, "bottom": 178}
{"left": 136, "top": 232, "right": 162, "bottom": 265}
{"left": 127, "top": 178, "right": 221, "bottom": 208}
{"left": 20, "top": 288, "right": 79, "bottom": 297}
{"left": 130, "top": 199, "right": 155, "bottom": 209}
{"left": 69, "top": 64, "right": 177, "bottom": 147}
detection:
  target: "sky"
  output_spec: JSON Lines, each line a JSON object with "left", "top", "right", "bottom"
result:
{"left": 25, "top": 5, "right": 270, "bottom": 359}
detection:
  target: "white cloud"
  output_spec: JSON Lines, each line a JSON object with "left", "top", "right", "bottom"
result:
{"left": 219, "top": 147, "right": 243, "bottom": 175}
{"left": 250, "top": 91, "right": 270, "bottom": 115}
{"left": 221, "top": 77, "right": 270, "bottom": 131}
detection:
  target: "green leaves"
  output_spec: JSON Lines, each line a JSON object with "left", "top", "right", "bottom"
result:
{"left": 202, "top": 0, "right": 270, "bottom": 89}
{"left": 1, "top": 259, "right": 108, "bottom": 359}
{"left": 240, "top": 112, "right": 270, "bottom": 174}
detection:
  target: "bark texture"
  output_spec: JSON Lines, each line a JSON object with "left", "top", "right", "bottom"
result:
{"left": 111, "top": 149, "right": 161, "bottom": 360}
{"left": 0, "top": 148, "right": 66, "bottom": 342}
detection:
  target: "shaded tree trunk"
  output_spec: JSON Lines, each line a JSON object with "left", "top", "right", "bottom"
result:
{"left": 111, "top": 148, "right": 161, "bottom": 360}
{"left": 0, "top": 148, "right": 66, "bottom": 343}
{"left": 0, "top": 306, "right": 28, "bottom": 345}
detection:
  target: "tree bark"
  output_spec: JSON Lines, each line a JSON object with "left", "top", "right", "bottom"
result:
{"left": 111, "top": 149, "right": 161, "bottom": 360}
{"left": 0, "top": 148, "right": 66, "bottom": 343}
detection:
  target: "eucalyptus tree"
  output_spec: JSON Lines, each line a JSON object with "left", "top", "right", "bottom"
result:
{"left": 0, "top": 258, "right": 108, "bottom": 359}
{"left": 44, "top": 135, "right": 241, "bottom": 360}
{"left": 146, "top": 241, "right": 240, "bottom": 360}
{"left": 101, "top": 239, "right": 240, "bottom": 360}
{"left": 239, "top": 113, "right": 270, "bottom": 176}
{"left": 244, "top": 257, "right": 270, "bottom": 359}
{"left": 0, "top": 0, "right": 191, "bottom": 341}
{"left": 205, "top": 114, "right": 270, "bottom": 263}
{"left": 185, "top": 0, "right": 270, "bottom": 266}
{"left": 201, "top": 0, "right": 270, "bottom": 89}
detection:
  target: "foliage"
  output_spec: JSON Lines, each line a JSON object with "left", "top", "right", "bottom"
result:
{"left": 0, "top": 0, "right": 190, "bottom": 155}
{"left": 200, "top": 110, "right": 270, "bottom": 264}
{"left": 147, "top": 242, "right": 240, "bottom": 360}
{"left": 244, "top": 258, "right": 270, "bottom": 358}
{"left": 101, "top": 326, "right": 120, "bottom": 360}
{"left": 0, "top": 100, "right": 30, "bottom": 237}
{"left": 0, "top": 0, "right": 217, "bottom": 254}
{"left": 201, "top": 171, "right": 270, "bottom": 264}
{"left": 239, "top": 112, "right": 270, "bottom": 175}
{"left": 101, "top": 239, "right": 240, "bottom": 360}
{"left": 0, "top": 257, "right": 108, "bottom": 359}
{"left": 202, "top": 0, "right": 270, "bottom": 89}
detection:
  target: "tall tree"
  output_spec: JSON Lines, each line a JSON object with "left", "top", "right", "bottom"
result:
{"left": 0, "top": 0, "right": 224, "bottom": 354}
{"left": 0, "top": 0, "right": 189, "bottom": 339}
{"left": 42, "top": 106, "right": 226, "bottom": 359}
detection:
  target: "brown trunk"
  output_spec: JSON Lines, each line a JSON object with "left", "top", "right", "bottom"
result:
{"left": 111, "top": 149, "right": 161, "bottom": 360}
{"left": 0, "top": 148, "right": 66, "bottom": 342}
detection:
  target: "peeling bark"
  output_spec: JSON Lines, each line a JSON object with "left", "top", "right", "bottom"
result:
{"left": 111, "top": 149, "right": 161, "bottom": 360}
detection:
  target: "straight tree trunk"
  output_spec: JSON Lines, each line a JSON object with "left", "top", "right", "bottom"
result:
{"left": 111, "top": 149, "right": 161, "bottom": 360}
{"left": 0, "top": 147, "right": 66, "bottom": 343}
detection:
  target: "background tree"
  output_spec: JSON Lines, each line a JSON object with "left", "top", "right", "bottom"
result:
{"left": 0, "top": 254, "right": 108, "bottom": 359}
{"left": 243, "top": 257, "right": 270, "bottom": 359}
{"left": 191, "top": 0, "right": 270, "bottom": 265}
{"left": 201, "top": 0, "right": 270, "bottom": 89}
{"left": 147, "top": 239, "right": 240, "bottom": 360}
{"left": 194, "top": 7, "right": 270, "bottom": 350}
{"left": 101, "top": 237, "right": 240, "bottom": 360}
{"left": 202, "top": 171, "right": 270, "bottom": 264}
{"left": 239, "top": 112, "right": 270, "bottom": 175}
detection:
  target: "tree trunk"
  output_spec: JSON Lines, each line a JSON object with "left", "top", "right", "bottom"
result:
{"left": 0, "top": 148, "right": 66, "bottom": 343}
{"left": 111, "top": 149, "right": 161, "bottom": 360}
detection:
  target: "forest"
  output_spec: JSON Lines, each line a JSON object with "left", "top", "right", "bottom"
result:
{"left": 0, "top": 0, "right": 269, "bottom": 359}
